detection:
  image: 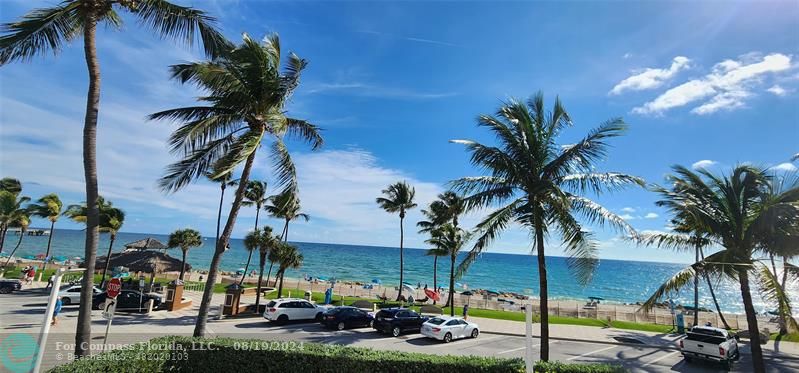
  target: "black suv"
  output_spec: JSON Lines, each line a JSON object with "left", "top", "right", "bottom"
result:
{"left": 372, "top": 308, "right": 428, "bottom": 337}
{"left": 0, "top": 279, "right": 22, "bottom": 294}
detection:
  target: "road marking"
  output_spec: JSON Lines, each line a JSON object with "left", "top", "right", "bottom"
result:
{"left": 567, "top": 345, "right": 618, "bottom": 361}
{"left": 496, "top": 340, "right": 556, "bottom": 355}
{"left": 642, "top": 351, "right": 680, "bottom": 367}
{"left": 422, "top": 335, "right": 504, "bottom": 348}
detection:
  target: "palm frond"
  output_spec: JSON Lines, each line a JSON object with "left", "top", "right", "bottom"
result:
{"left": 756, "top": 262, "right": 799, "bottom": 332}
{"left": 553, "top": 206, "right": 599, "bottom": 285}
{"left": 131, "top": 0, "right": 233, "bottom": 58}
{"left": 639, "top": 265, "right": 696, "bottom": 313}
{"left": 454, "top": 199, "right": 521, "bottom": 280}
{"left": 0, "top": 1, "right": 83, "bottom": 64}
{"left": 543, "top": 118, "right": 628, "bottom": 178}
{"left": 569, "top": 195, "right": 637, "bottom": 237}
{"left": 560, "top": 172, "right": 645, "bottom": 195}
{"left": 158, "top": 135, "right": 234, "bottom": 192}
{"left": 285, "top": 118, "right": 323, "bottom": 150}
{"left": 270, "top": 140, "right": 297, "bottom": 193}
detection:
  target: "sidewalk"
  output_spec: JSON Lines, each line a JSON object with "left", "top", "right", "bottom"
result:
{"left": 470, "top": 316, "right": 799, "bottom": 358}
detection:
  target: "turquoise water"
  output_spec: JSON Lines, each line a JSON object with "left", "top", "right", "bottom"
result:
{"left": 0, "top": 229, "right": 761, "bottom": 314}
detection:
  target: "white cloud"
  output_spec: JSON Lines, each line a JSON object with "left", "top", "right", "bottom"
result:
{"left": 633, "top": 53, "right": 792, "bottom": 115}
{"left": 767, "top": 84, "right": 788, "bottom": 96}
{"left": 622, "top": 53, "right": 633, "bottom": 59}
{"left": 287, "top": 149, "right": 444, "bottom": 247}
{"left": 771, "top": 163, "right": 798, "bottom": 172}
{"left": 621, "top": 207, "right": 636, "bottom": 213}
{"left": 644, "top": 212, "right": 659, "bottom": 219}
{"left": 620, "top": 214, "right": 636, "bottom": 220}
{"left": 692, "top": 160, "right": 717, "bottom": 170}
{"left": 610, "top": 56, "right": 690, "bottom": 95}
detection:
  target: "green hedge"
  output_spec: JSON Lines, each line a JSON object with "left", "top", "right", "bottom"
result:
{"left": 50, "top": 336, "right": 625, "bottom": 373}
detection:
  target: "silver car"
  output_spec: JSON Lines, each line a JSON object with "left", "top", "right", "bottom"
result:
{"left": 420, "top": 316, "right": 479, "bottom": 343}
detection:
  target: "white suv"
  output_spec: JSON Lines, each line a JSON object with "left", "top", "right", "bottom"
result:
{"left": 263, "top": 298, "right": 328, "bottom": 324}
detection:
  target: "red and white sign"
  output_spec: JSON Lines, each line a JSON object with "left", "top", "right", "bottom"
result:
{"left": 106, "top": 278, "right": 122, "bottom": 298}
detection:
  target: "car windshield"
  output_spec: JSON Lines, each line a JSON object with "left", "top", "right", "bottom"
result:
{"left": 266, "top": 301, "right": 276, "bottom": 308}
{"left": 427, "top": 318, "right": 446, "bottom": 325}
{"left": 326, "top": 308, "right": 343, "bottom": 314}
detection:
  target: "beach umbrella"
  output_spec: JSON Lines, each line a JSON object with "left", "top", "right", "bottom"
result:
{"left": 588, "top": 296, "right": 604, "bottom": 301}
{"left": 371, "top": 278, "right": 381, "bottom": 284}
{"left": 485, "top": 289, "right": 500, "bottom": 296}
{"left": 424, "top": 288, "right": 440, "bottom": 301}
{"left": 53, "top": 256, "right": 68, "bottom": 262}
{"left": 401, "top": 283, "right": 415, "bottom": 295}
{"left": 461, "top": 290, "right": 473, "bottom": 296}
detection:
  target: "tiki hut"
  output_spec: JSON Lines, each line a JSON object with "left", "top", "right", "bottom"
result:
{"left": 87, "top": 250, "right": 189, "bottom": 291}
{"left": 123, "top": 237, "right": 168, "bottom": 252}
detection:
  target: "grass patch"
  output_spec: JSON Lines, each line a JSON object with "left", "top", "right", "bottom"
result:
{"left": 771, "top": 332, "right": 799, "bottom": 343}
{"left": 610, "top": 320, "right": 673, "bottom": 333}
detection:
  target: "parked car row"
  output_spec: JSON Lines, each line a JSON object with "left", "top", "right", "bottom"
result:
{"left": 262, "top": 298, "right": 480, "bottom": 343}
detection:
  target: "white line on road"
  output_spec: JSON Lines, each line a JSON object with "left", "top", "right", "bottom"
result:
{"left": 567, "top": 345, "right": 617, "bottom": 361}
{"left": 496, "top": 340, "right": 554, "bottom": 355}
{"left": 641, "top": 350, "right": 680, "bottom": 367}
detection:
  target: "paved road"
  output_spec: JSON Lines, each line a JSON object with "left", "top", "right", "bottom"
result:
{"left": 2, "top": 289, "right": 797, "bottom": 372}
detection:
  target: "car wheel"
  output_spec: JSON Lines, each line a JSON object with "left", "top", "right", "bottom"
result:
{"left": 337, "top": 322, "right": 346, "bottom": 331}
{"left": 369, "top": 320, "right": 374, "bottom": 328}
{"left": 444, "top": 333, "right": 452, "bottom": 343}
{"left": 315, "top": 312, "right": 323, "bottom": 321}
{"left": 471, "top": 329, "right": 479, "bottom": 338}
{"left": 0, "top": 287, "right": 10, "bottom": 294}
{"left": 277, "top": 315, "right": 289, "bottom": 325}
{"left": 62, "top": 297, "right": 72, "bottom": 306}
{"left": 392, "top": 326, "right": 401, "bottom": 337}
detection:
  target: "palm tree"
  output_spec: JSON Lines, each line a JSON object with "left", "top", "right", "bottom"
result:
{"left": 640, "top": 165, "right": 799, "bottom": 373}
{"left": 205, "top": 170, "right": 237, "bottom": 248}
{"left": 273, "top": 242, "right": 303, "bottom": 298}
{"left": 0, "top": 178, "right": 22, "bottom": 195}
{"left": 638, "top": 218, "right": 731, "bottom": 329}
{"left": 27, "top": 193, "right": 63, "bottom": 279}
{"left": 64, "top": 197, "right": 125, "bottom": 287}
{"left": 376, "top": 181, "right": 417, "bottom": 301}
{"left": 418, "top": 192, "right": 466, "bottom": 304}
{"left": 2, "top": 1, "right": 228, "bottom": 357}
{"left": 451, "top": 93, "right": 642, "bottom": 361}
{"left": 167, "top": 228, "right": 203, "bottom": 281}
{"left": 265, "top": 188, "right": 309, "bottom": 242}
{"left": 239, "top": 180, "right": 268, "bottom": 284}
{"left": 150, "top": 33, "right": 322, "bottom": 338}
{"left": 426, "top": 224, "right": 468, "bottom": 315}
{"left": 244, "top": 227, "right": 279, "bottom": 312}
{"left": 2, "top": 212, "right": 31, "bottom": 269}
{"left": 0, "top": 184, "right": 29, "bottom": 256}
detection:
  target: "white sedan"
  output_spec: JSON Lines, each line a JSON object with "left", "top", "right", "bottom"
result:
{"left": 421, "top": 316, "right": 479, "bottom": 343}
{"left": 58, "top": 284, "right": 102, "bottom": 305}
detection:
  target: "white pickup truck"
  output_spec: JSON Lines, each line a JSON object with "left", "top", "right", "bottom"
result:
{"left": 679, "top": 326, "right": 739, "bottom": 370}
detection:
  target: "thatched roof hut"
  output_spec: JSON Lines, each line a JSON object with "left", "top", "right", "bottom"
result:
{"left": 89, "top": 250, "right": 188, "bottom": 274}
{"left": 123, "top": 238, "right": 167, "bottom": 251}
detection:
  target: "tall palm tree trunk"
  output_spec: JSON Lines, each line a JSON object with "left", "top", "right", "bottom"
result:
{"left": 194, "top": 150, "right": 257, "bottom": 338}
{"left": 2, "top": 234, "right": 24, "bottom": 268}
{"left": 255, "top": 254, "right": 266, "bottom": 313}
{"left": 215, "top": 184, "right": 225, "bottom": 246}
{"left": 277, "top": 269, "right": 285, "bottom": 297}
{"left": 397, "top": 213, "right": 405, "bottom": 301}
{"left": 432, "top": 256, "right": 438, "bottom": 305}
{"left": 265, "top": 262, "right": 275, "bottom": 287}
{"left": 179, "top": 249, "right": 187, "bottom": 281}
{"left": 693, "top": 245, "right": 699, "bottom": 327}
{"left": 449, "top": 255, "right": 455, "bottom": 316}
{"left": 40, "top": 221, "right": 56, "bottom": 280}
{"left": 100, "top": 235, "right": 116, "bottom": 287}
{"left": 699, "top": 247, "right": 730, "bottom": 329}
{"left": 76, "top": 16, "right": 101, "bottom": 358}
{"left": 781, "top": 256, "right": 790, "bottom": 334}
{"left": 739, "top": 268, "right": 765, "bottom": 373}
{"left": 0, "top": 225, "right": 6, "bottom": 254}
{"left": 535, "top": 217, "right": 550, "bottom": 362}
{"left": 239, "top": 209, "right": 261, "bottom": 285}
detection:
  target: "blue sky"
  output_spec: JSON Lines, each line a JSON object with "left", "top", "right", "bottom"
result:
{"left": 1, "top": 0, "right": 797, "bottom": 264}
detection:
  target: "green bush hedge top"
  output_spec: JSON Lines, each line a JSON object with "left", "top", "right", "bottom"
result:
{"left": 49, "top": 336, "right": 625, "bottom": 373}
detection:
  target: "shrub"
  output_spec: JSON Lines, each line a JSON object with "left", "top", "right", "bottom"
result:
{"left": 50, "top": 336, "right": 626, "bottom": 373}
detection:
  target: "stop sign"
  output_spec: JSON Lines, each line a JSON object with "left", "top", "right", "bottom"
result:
{"left": 107, "top": 278, "right": 122, "bottom": 298}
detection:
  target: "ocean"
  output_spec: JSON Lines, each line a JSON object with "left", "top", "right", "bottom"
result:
{"left": 0, "top": 228, "right": 772, "bottom": 315}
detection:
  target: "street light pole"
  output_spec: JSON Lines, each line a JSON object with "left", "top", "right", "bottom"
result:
{"left": 33, "top": 267, "right": 85, "bottom": 373}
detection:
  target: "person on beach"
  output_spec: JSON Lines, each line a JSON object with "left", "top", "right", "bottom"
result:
{"left": 463, "top": 304, "right": 469, "bottom": 320}
{"left": 46, "top": 275, "right": 54, "bottom": 290}
{"left": 26, "top": 267, "right": 36, "bottom": 284}
{"left": 52, "top": 296, "right": 63, "bottom": 326}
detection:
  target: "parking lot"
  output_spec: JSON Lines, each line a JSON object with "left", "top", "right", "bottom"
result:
{"left": 2, "top": 288, "right": 798, "bottom": 372}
